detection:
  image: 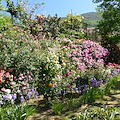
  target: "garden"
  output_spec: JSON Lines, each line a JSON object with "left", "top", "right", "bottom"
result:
{"left": 0, "top": 0, "right": 120, "bottom": 120}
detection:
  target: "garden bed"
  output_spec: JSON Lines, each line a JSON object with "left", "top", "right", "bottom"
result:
{"left": 27, "top": 75, "right": 120, "bottom": 120}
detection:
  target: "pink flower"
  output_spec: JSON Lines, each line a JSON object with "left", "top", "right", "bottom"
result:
{"left": 54, "top": 82, "right": 57, "bottom": 87}
{"left": 11, "top": 82, "right": 15, "bottom": 86}
{"left": 19, "top": 77, "right": 22, "bottom": 80}
{"left": 4, "top": 33, "right": 6, "bottom": 36}
{"left": 67, "top": 84, "right": 70, "bottom": 88}
{"left": 5, "top": 54, "right": 7, "bottom": 56}
{"left": 27, "top": 71, "right": 29, "bottom": 74}
{"left": 28, "top": 89, "right": 31, "bottom": 91}
{"left": 22, "top": 87, "right": 26, "bottom": 90}
{"left": 66, "top": 72, "right": 69, "bottom": 76}
{"left": 3, "top": 45, "right": 6, "bottom": 47}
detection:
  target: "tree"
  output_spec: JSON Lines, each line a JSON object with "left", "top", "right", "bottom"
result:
{"left": 92, "top": 0, "right": 120, "bottom": 64}
{"left": 93, "top": 0, "right": 120, "bottom": 36}
{"left": 0, "top": 0, "right": 4, "bottom": 11}
{"left": 5, "top": 0, "right": 44, "bottom": 25}
{"left": 93, "top": 0, "right": 120, "bottom": 35}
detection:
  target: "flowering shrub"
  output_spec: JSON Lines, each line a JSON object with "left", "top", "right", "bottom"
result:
{"left": 29, "top": 14, "right": 62, "bottom": 38}
{"left": 0, "top": 68, "right": 39, "bottom": 105}
{"left": 0, "top": 23, "right": 119, "bottom": 107}
{"left": 35, "top": 51, "right": 62, "bottom": 102}
{"left": 0, "top": 26, "right": 41, "bottom": 105}
{"left": 60, "top": 38, "right": 109, "bottom": 75}
{"left": 61, "top": 13, "right": 85, "bottom": 39}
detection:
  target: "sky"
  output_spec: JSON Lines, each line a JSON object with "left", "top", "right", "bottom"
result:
{"left": 1, "top": 0, "right": 100, "bottom": 17}
{"left": 43, "top": 0, "right": 99, "bottom": 17}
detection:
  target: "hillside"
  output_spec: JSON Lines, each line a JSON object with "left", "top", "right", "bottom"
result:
{"left": 81, "top": 12, "right": 102, "bottom": 27}
{"left": 81, "top": 12, "right": 102, "bottom": 21}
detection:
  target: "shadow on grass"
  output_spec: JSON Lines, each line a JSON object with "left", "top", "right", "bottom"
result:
{"left": 114, "top": 81, "right": 120, "bottom": 90}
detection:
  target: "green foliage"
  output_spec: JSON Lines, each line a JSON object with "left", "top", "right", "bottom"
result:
{"left": 0, "top": 1, "right": 3, "bottom": 11}
{"left": 85, "top": 20, "right": 99, "bottom": 27}
{"left": 93, "top": 0, "right": 120, "bottom": 64}
{"left": 5, "top": 0, "right": 44, "bottom": 25}
{"left": 31, "top": 14, "right": 63, "bottom": 38}
{"left": 53, "top": 102, "right": 64, "bottom": 115}
{"left": 67, "top": 97, "right": 80, "bottom": 110}
{"left": 0, "top": 14, "right": 12, "bottom": 32}
{"left": 72, "top": 106, "right": 120, "bottom": 120}
{"left": 93, "top": 0, "right": 120, "bottom": 36}
{"left": 61, "top": 13, "right": 85, "bottom": 39}
{"left": 35, "top": 51, "right": 62, "bottom": 103}
{"left": 0, "top": 104, "right": 36, "bottom": 120}
{"left": 101, "top": 35, "right": 120, "bottom": 64}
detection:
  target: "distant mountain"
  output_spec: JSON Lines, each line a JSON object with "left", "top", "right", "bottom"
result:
{"left": 81, "top": 12, "right": 102, "bottom": 27}
{"left": 81, "top": 12, "right": 102, "bottom": 21}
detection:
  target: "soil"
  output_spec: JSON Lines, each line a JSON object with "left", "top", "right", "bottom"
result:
{"left": 27, "top": 79, "right": 120, "bottom": 120}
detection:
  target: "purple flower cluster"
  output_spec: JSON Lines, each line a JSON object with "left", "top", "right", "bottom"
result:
{"left": 92, "top": 77, "right": 102, "bottom": 87}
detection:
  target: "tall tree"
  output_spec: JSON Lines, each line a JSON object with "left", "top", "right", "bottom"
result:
{"left": 92, "top": 0, "right": 120, "bottom": 36}
{"left": 93, "top": 0, "right": 120, "bottom": 64}
{"left": 0, "top": 0, "right": 4, "bottom": 11}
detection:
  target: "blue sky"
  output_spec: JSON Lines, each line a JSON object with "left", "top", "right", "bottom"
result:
{"left": 43, "top": 0, "right": 99, "bottom": 17}
{"left": 1, "top": 0, "right": 100, "bottom": 17}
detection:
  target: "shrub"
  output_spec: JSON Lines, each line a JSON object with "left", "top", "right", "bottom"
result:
{"left": 30, "top": 14, "right": 62, "bottom": 38}
{"left": 0, "top": 104, "right": 36, "bottom": 120}
{"left": 0, "top": 26, "right": 40, "bottom": 105}
{"left": 72, "top": 106, "right": 120, "bottom": 120}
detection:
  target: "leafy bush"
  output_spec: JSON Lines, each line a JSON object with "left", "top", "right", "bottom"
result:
{"left": 0, "top": 14, "right": 12, "bottom": 33}
{"left": 61, "top": 13, "right": 85, "bottom": 39}
{"left": 29, "top": 14, "right": 62, "bottom": 38}
{"left": 0, "top": 104, "right": 36, "bottom": 120}
{"left": 53, "top": 102, "right": 64, "bottom": 114}
{"left": 72, "top": 106, "right": 120, "bottom": 120}
{"left": 0, "top": 26, "right": 41, "bottom": 105}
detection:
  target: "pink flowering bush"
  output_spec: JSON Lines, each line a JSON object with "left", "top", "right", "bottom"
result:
{"left": 29, "top": 14, "right": 62, "bottom": 38}
{"left": 61, "top": 39, "right": 109, "bottom": 71}
{"left": 0, "top": 26, "right": 63, "bottom": 104}
{"left": 0, "top": 68, "right": 39, "bottom": 105}
{"left": 0, "top": 26, "right": 41, "bottom": 105}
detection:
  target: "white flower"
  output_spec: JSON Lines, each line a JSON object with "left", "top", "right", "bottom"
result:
{"left": 17, "top": 90, "right": 21, "bottom": 93}
{"left": 4, "top": 89, "right": 11, "bottom": 94}
{"left": 106, "top": 69, "right": 111, "bottom": 74}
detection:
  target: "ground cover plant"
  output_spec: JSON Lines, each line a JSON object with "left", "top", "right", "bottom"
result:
{"left": 0, "top": 104, "right": 36, "bottom": 120}
{"left": 72, "top": 106, "right": 120, "bottom": 120}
